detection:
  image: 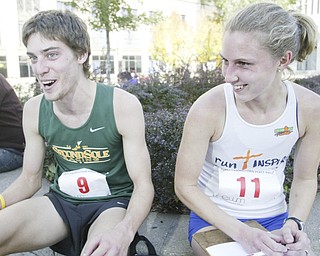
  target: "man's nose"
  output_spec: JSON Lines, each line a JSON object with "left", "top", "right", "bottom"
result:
{"left": 34, "top": 58, "right": 49, "bottom": 76}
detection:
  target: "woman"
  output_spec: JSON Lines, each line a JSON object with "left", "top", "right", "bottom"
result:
{"left": 175, "top": 2, "right": 319, "bottom": 256}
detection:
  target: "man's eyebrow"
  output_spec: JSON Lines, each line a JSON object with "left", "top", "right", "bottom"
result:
{"left": 26, "top": 46, "right": 60, "bottom": 56}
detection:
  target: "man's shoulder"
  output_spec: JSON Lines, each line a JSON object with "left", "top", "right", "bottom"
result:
{"left": 25, "top": 94, "right": 44, "bottom": 109}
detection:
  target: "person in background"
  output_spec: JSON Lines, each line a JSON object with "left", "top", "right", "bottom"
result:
{"left": 117, "top": 71, "right": 138, "bottom": 89}
{"left": 175, "top": 2, "right": 319, "bottom": 256}
{"left": 0, "top": 73, "right": 25, "bottom": 173}
{"left": 0, "top": 9, "right": 154, "bottom": 256}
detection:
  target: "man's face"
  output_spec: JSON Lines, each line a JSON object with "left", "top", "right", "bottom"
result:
{"left": 26, "top": 33, "right": 85, "bottom": 102}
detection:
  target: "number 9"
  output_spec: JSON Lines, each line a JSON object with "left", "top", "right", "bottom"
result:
{"left": 77, "top": 177, "right": 90, "bottom": 194}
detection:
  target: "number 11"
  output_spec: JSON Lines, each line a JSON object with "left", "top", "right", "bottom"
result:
{"left": 237, "top": 177, "right": 260, "bottom": 198}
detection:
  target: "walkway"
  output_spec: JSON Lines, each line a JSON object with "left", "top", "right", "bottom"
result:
{"left": 0, "top": 168, "right": 319, "bottom": 256}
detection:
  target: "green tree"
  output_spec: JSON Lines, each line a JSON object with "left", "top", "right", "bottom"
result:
{"left": 150, "top": 12, "right": 194, "bottom": 71}
{"left": 69, "top": 0, "right": 161, "bottom": 82}
{"left": 150, "top": 12, "right": 221, "bottom": 79}
{"left": 201, "top": 0, "right": 297, "bottom": 24}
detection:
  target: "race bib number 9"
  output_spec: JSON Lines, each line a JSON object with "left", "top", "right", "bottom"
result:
{"left": 58, "top": 168, "right": 111, "bottom": 198}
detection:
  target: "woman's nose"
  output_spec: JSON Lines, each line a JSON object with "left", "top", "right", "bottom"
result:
{"left": 223, "top": 66, "right": 239, "bottom": 83}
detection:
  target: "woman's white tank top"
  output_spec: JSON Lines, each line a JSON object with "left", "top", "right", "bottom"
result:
{"left": 198, "top": 81, "right": 299, "bottom": 218}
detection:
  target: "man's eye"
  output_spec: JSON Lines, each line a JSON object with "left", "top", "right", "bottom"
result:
{"left": 29, "top": 56, "right": 37, "bottom": 64}
{"left": 47, "top": 52, "right": 58, "bottom": 59}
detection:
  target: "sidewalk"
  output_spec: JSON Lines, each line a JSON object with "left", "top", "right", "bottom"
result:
{"left": 1, "top": 168, "right": 319, "bottom": 256}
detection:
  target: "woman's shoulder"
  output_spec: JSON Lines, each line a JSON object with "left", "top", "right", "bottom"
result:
{"left": 187, "top": 83, "right": 227, "bottom": 124}
{"left": 291, "top": 81, "right": 320, "bottom": 108}
{"left": 193, "top": 83, "right": 226, "bottom": 109}
{"left": 290, "top": 80, "right": 320, "bottom": 135}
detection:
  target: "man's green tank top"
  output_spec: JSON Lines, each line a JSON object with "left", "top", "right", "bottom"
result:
{"left": 39, "top": 83, "right": 133, "bottom": 203}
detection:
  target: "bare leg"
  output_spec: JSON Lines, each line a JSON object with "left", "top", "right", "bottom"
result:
{"left": 0, "top": 196, "right": 68, "bottom": 255}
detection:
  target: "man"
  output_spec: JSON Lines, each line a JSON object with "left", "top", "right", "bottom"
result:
{"left": 117, "top": 71, "right": 138, "bottom": 89}
{"left": 0, "top": 10, "right": 154, "bottom": 256}
{"left": 0, "top": 74, "right": 25, "bottom": 173}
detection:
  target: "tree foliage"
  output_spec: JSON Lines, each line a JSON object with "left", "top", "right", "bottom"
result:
{"left": 201, "top": 0, "right": 297, "bottom": 24}
{"left": 150, "top": 12, "right": 194, "bottom": 70}
{"left": 69, "top": 0, "right": 160, "bottom": 31}
{"left": 68, "top": 0, "right": 162, "bottom": 81}
{"left": 150, "top": 12, "right": 222, "bottom": 75}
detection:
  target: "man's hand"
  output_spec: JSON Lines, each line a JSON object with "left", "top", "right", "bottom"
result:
{"left": 81, "top": 230, "right": 132, "bottom": 256}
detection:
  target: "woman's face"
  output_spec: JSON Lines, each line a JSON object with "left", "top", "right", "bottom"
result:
{"left": 220, "top": 31, "right": 280, "bottom": 103}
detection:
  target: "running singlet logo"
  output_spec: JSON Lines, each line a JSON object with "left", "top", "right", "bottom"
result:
{"left": 52, "top": 141, "right": 111, "bottom": 164}
{"left": 274, "top": 125, "right": 293, "bottom": 136}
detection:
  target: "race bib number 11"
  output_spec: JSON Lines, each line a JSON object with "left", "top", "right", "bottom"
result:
{"left": 58, "top": 168, "right": 111, "bottom": 198}
{"left": 219, "top": 169, "right": 281, "bottom": 204}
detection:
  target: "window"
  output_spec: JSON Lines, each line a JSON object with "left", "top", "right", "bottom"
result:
{"left": 17, "top": 0, "right": 40, "bottom": 13}
{"left": 0, "top": 56, "right": 7, "bottom": 77}
{"left": 19, "top": 56, "right": 33, "bottom": 77}
{"left": 297, "top": 49, "right": 317, "bottom": 71}
{"left": 92, "top": 55, "right": 114, "bottom": 75}
{"left": 122, "top": 56, "right": 141, "bottom": 73}
{"left": 57, "top": 1, "right": 74, "bottom": 11}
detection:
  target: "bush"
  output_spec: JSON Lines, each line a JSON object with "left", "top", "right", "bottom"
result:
{"left": 126, "top": 83, "right": 187, "bottom": 112}
{"left": 126, "top": 68, "right": 224, "bottom": 213}
{"left": 295, "top": 75, "right": 320, "bottom": 95}
{"left": 145, "top": 106, "right": 191, "bottom": 213}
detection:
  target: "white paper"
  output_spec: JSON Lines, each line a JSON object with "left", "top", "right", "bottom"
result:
{"left": 206, "top": 242, "right": 266, "bottom": 256}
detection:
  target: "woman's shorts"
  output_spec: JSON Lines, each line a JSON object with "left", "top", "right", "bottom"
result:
{"left": 188, "top": 211, "right": 288, "bottom": 243}
{"left": 46, "top": 190, "right": 129, "bottom": 256}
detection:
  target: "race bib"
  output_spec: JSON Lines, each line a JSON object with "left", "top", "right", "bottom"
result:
{"left": 219, "top": 169, "right": 281, "bottom": 205}
{"left": 58, "top": 168, "right": 111, "bottom": 198}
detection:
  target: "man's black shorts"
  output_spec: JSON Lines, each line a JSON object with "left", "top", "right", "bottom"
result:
{"left": 45, "top": 191, "right": 129, "bottom": 256}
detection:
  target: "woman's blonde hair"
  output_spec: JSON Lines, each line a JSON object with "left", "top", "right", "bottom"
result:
{"left": 224, "top": 2, "right": 318, "bottom": 63}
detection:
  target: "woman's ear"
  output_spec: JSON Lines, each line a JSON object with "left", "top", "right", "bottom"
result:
{"left": 278, "top": 51, "right": 293, "bottom": 72}
{"left": 78, "top": 52, "right": 88, "bottom": 64}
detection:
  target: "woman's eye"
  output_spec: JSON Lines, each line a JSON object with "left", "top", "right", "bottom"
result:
{"left": 222, "top": 59, "right": 229, "bottom": 65}
{"left": 237, "top": 61, "right": 250, "bottom": 67}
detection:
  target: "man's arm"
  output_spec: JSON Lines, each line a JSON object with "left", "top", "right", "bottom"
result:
{"left": 112, "top": 88, "right": 154, "bottom": 238}
{"left": 1, "top": 95, "right": 45, "bottom": 207}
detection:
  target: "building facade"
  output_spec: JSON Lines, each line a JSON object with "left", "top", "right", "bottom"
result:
{"left": 295, "top": 0, "right": 320, "bottom": 77}
{"left": 0, "top": 0, "right": 318, "bottom": 87}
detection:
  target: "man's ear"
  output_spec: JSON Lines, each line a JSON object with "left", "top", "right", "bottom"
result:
{"left": 278, "top": 51, "right": 293, "bottom": 72}
{"left": 78, "top": 52, "right": 88, "bottom": 64}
